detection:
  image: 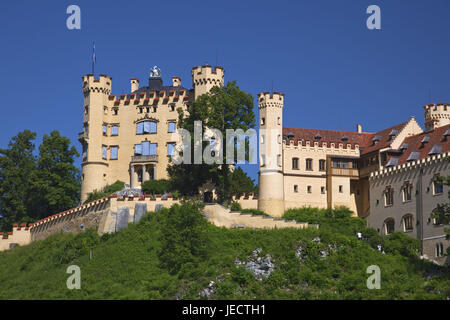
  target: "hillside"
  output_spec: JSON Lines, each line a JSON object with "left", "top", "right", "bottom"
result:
{"left": 0, "top": 202, "right": 449, "bottom": 300}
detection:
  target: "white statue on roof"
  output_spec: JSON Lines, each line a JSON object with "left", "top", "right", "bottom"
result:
{"left": 150, "top": 65, "right": 161, "bottom": 78}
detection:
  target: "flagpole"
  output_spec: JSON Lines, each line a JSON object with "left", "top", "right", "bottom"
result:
{"left": 92, "top": 42, "right": 95, "bottom": 76}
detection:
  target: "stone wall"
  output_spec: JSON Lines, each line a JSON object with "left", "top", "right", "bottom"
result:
{"left": 232, "top": 193, "right": 258, "bottom": 210}
{"left": 0, "top": 224, "right": 31, "bottom": 251}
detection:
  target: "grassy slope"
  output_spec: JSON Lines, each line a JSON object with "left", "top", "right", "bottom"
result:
{"left": 0, "top": 206, "right": 449, "bottom": 300}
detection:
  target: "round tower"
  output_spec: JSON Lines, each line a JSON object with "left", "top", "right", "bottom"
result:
{"left": 424, "top": 103, "right": 450, "bottom": 131}
{"left": 257, "top": 91, "right": 285, "bottom": 217}
{"left": 80, "top": 74, "right": 112, "bottom": 203}
{"left": 191, "top": 65, "right": 225, "bottom": 100}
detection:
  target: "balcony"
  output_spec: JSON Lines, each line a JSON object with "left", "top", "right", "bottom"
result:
{"left": 78, "top": 131, "right": 89, "bottom": 143}
{"left": 329, "top": 167, "right": 359, "bottom": 178}
{"left": 131, "top": 155, "right": 158, "bottom": 163}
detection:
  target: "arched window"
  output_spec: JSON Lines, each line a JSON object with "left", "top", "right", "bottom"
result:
{"left": 137, "top": 121, "right": 157, "bottom": 134}
{"left": 384, "top": 186, "right": 394, "bottom": 206}
{"left": 402, "top": 214, "right": 414, "bottom": 232}
{"left": 384, "top": 218, "right": 395, "bottom": 235}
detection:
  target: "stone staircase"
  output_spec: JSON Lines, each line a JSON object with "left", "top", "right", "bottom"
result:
{"left": 203, "top": 204, "right": 318, "bottom": 230}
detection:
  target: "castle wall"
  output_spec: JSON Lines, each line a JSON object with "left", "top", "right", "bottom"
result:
{"left": 232, "top": 194, "right": 258, "bottom": 209}
{"left": 0, "top": 224, "right": 31, "bottom": 251}
{"left": 368, "top": 152, "right": 450, "bottom": 265}
{"left": 282, "top": 141, "right": 360, "bottom": 215}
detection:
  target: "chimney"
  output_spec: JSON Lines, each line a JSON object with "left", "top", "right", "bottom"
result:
{"left": 172, "top": 76, "right": 181, "bottom": 87}
{"left": 356, "top": 124, "right": 362, "bottom": 134}
{"left": 130, "top": 78, "right": 139, "bottom": 92}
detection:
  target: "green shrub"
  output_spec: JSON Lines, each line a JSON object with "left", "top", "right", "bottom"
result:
{"left": 142, "top": 179, "right": 171, "bottom": 195}
{"left": 84, "top": 180, "right": 125, "bottom": 203}
{"left": 230, "top": 202, "right": 242, "bottom": 211}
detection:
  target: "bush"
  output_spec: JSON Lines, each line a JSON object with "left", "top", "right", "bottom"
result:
{"left": 142, "top": 179, "right": 171, "bottom": 195}
{"left": 230, "top": 202, "right": 242, "bottom": 211}
{"left": 85, "top": 180, "right": 125, "bottom": 203}
{"left": 157, "top": 201, "right": 210, "bottom": 274}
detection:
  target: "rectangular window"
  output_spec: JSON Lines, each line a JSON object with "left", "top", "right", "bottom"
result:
{"left": 168, "top": 143, "right": 175, "bottom": 156}
{"left": 82, "top": 144, "right": 87, "bottom": 161}
{"left": 137, "top": 122, "right": 144, "bottom": 135}
{"left": 433, "top": 181, "right": 444, "bottom": 195}
{"left": 110, "top": 146, "right": 118, "bottom": 160}
{"left": 321, "top": 186, "right": 325, "bottom": 194}
{"left": 404, "top": 215, "right": 413, "bottom": 231}
{"left": 134, "top": 144, "right": 142, "bottom": 155}
{"left": 292, "top": 158, "right": 299, "bottom": 170}
{"left": 142, "top": 141, "right": 150, "bottom": 155}
{"left": 402, "top": 182, "right": 412, "bottom": 202}
{"left": 294, "top": 185, "right": 298, "bottom": 193}
{"left": 168, "top": 122, "right": 176, "bottom": 133}
{"left": 103, "top": 124, "right": 107, "bottom": 136}
{"left": 306, "top": 159, "right": 312, "bottom": 171}
{"left": 307, "top": 186, "right": 312, "bottom": 193}
{"left": 149, "top": 143, "right": 157, "bottom": 155}
{"left": 102, "top": 145, "right": 107, "bottom": 160}
{"left": 144, "top": 121, "right": 151, "bottom": 134}
{"left": 111, "top": 125, "right": 118, "bottom": 136}
{"left": 319, "top": 159, "right": 326, "bottom": 171}
{"left": 339, "top": 185, "right": 343, "bottom": 193}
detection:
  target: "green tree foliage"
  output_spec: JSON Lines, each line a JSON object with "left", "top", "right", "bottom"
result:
{"left": 141, "top": 179, "right": 171, "bottom": 195}
{"left": 0, "top": 130, "right": 37, "bottom": 231}
{"left": 30, "top": 131, "right": 80, "bottom": 219}
{"left": 157, "top": 201, "right": 210, "bottom": 274}
{"left": 431, "top": 157, "right": 450, "bottom": 239}
{"left": 0, "top": 130, "right": 80, "bottom": 231}
{"left": 84, "top": 180, "right": 125, "bottom": 203}
{"left": 229, "top": 167, "right": 257, "bottom": 195}
{"left": 167, "top": 81, "right": 256, "bottom": 203}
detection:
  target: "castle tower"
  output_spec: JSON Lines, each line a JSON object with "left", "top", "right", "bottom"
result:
{"left": 79, "top": 74, "right": 112, "bottom": 203}
{"left": 424, "top": 103, "right": 450, "bottom": 131}
{"left": 191, "top": 65, "right": 225, "bottom": 100}
{"left": 257, "top": 92, "right": 285, "bottom": 217}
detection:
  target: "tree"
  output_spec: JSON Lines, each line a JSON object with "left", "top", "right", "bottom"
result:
{"left": 229, "top": 167, "right": 257, "bottom": 195}
{"left": 0, "top": 130, "right": 37, "bottom": 231}
{"left": 157, "top": 201, "right": 210, "bottom": 274}
{"left": 167, "top": 81, "right": 256, "bottom": 203}
{"left": 431, "top": 158, "right": 450, "bottom": 240}
{"left": 29, "top": 131, "right": 81, "bottom": 219}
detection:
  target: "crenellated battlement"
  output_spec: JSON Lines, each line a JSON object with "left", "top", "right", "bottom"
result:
{"left": 424, "top": 103, "right": 450, "bottom": 130}
{"left": 191, "top": 65, "right": 224, "bottom": 89}
{"left": 0, "top": 223, "right": 31, "bottom": 251}
{"left": 110, "top": 88, "right": 188, "bottom": 107}
{"left": 283, "top": 138, "right": 360, "bottom": 152}
{"left": 82, "top": 74, "right": 112, "bottom": 95}
{"left": 257, "top": 91, "right": 284, "bottom": 109}
{"left": 369, "top": 151, "right": 449, "bottom": 180}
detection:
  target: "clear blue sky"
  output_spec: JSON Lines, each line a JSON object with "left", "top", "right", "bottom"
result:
{"left": 1, "top": 0, "right": 450, "bottom": 183}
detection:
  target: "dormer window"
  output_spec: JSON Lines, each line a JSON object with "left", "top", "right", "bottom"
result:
{"left": 428, "top": 144, "right": 442, "bottom": 155}
{"left": 389, "top": 129, "right": 398, "bottom": 139}
{"left": 372, "top": 135, "right": 381, "bottom": 145}
{"left": 421, "top": 136, "right": 430, "bottom": 144}
{"left": 406, "top": 151, "right": 420, "bottom": 162}
{"left": 341, "top": 135, "right": 348, "bottom": 142}
{"left": 385, "top": 157, "right": 399, "bottom": 168}
{"left": 315, "top": 133, "right": 322, "bottom": 141}
{"left": 400, "top": 143, "right": 408, "bottom": 151}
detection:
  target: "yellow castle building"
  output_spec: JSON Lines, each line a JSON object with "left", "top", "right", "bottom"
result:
{"left": 79, "top": 65, "right": 224, "bottom": 202}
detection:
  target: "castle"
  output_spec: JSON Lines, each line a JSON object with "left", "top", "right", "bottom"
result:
{"left": 2, "top": 64, "right": 448, "bottom": 264}
{"left": 258, "top": 91, "right": 449, "bottom": 264}
{"left": 79, "top": 65, "right": 224, "bottom": 202}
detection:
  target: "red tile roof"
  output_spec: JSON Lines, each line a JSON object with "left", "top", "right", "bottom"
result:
{"left": 283, "top": 121, "right": 409, "bottom": 154}
{"left": 396, "top": 124, "right": 450, "bottom": 165}
{"left": 360, "top": 121, "right": 409, "bottom": 155}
